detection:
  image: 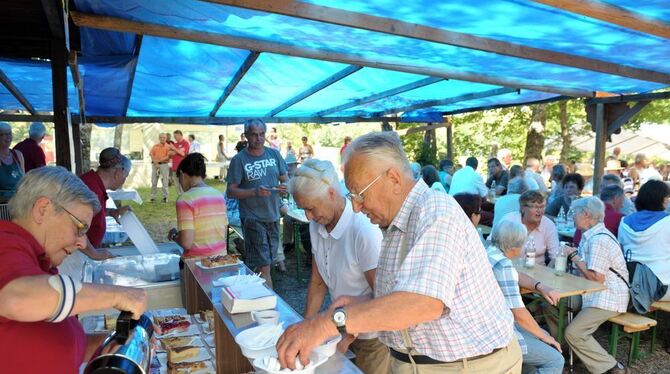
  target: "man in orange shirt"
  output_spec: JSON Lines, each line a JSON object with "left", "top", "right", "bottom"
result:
{"left": 150, "top": 133, "right": 171, "bottom": 202}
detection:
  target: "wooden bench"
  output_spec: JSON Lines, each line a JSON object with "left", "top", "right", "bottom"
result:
{"left": 648, "top": 301, "right": 670, "bottom": 353}
{"left": 608, "top": 312, "right": 657, "bottom": 364}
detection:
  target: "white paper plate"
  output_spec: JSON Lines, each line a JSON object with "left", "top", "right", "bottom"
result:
{"left": 196, "top": 322, "right": 214, "bottom": 335}
{"left": 155, "top": 353, "right": 215, "bottom": 374}
{"left": 213, "top": 274, "right": 265, "bottom": 287}
{"left": 157, "top": 348, "right": 211, "bottom": 365}
{"left": 204, "top": 334, "right": 215, "bottom": 348}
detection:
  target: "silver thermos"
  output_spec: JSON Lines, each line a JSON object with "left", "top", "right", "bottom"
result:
{"left": 85, "top": 312, "right": 154, "bottom": 374}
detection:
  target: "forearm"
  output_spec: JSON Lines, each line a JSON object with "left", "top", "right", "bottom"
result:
{"left": 517, "top": 272, "right": 537, "bottom": 290}
{"left": 573, "top": 260, "right": 604, "bottom": 283}
{"left": 0, "top": 275, "right": 60, "bottom": 321}
{"left": 512, "top": 307, "right": 545, "bottom": 339}
{"left": 344, "top": 291, "right": 443, "bottom": 335}
{"left": 227, "top": 185, "right": 257, "bottom": 200}
{"left": 305, "top": 281, "right": 328, "bottom": 318}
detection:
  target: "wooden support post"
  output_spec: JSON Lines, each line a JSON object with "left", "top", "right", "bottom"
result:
{"left": 592, "top": 103, "right": 606, "bottom": 195}
{"left": 52, "top": 39, "right": 78, "bottom": 172}
{"left": 446, "top": 116, "right": 453, "bottom": 161}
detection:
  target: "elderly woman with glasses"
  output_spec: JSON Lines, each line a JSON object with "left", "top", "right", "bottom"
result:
{"left": 488, "top": 220, "right": 564, "bottom": 374}
{"left": 0, "top": 122, "right": 25, "bottom": 203}
{"left": 500, "top": 190, "right": 560, "bottom": 266}
{"left": 0, "top": 167, "right": 147, "bottom": 374}
{"left": 563, "top": 197, "right": 631, "bottom": 374}
{"left": 80, "top": 148, "right": 133, "bottom": 260}
{"left": 288, "top": 159, "right": 389, "bottom": 374}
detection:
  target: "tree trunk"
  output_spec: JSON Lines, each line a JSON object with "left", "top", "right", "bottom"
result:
{"left": 113, "top": 124, "right": 123, "bottom": 149}
{"left": 559, "top": 101, "right": 571, "bottom": 164}
{"left": 523, "top": 104, "right": 547, "bottom": 162}
{"left": 80, "top": 121, "right": 92, "bottom": 171}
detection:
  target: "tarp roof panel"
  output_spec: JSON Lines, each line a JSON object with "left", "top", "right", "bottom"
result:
{"left": 78, "top": 0, "right": 666, "bottom": 95}
{"left": 0, "top": 59, "right": 79, "bottom": 113}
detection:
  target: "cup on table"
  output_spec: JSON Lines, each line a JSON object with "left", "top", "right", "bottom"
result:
{"left": 251, "top": 310, "right": 280, "bottom": 325}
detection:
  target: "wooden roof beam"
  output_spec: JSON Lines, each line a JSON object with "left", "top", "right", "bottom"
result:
{"left": 209, "top": 0, "right": 670, "bottom": 85}
{"left": 317, "top": 76, "right": 443, "bottom": 116}
{"left": 0, "top": 69, "right": 36, "bottom": 114}
{"left": 70, "top": 11, "right": 596, "bottom": 98}
{"left": 374, "top": 87, "right": 518, "bottom": 116}
{"left": 533, "top": 0, "right": 670, "bottom": 40}
{"left": 210, "top": 51, "right": 260, "bottom": 117}
{"left": 0, "top": 114, "right": 403, "bottom": 125}
{"left": 586, "top": 90, "right": 670, "bottom": 104}
{"left": 40, "top": 0, "right": 65, "bottom": 39}
{"left": 266, "top": 65, "right": 362, "bottom": 117}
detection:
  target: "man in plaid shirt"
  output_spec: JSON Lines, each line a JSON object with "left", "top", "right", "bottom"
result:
{"left": 277, "top": 132, "right": 521, "bottom": 373}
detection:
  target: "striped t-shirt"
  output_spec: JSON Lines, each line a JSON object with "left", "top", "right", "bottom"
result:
{"left": 176, "top": 186, "right": 227, "bottom": 258}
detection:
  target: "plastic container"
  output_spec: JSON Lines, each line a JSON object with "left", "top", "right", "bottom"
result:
{"left": 313, "top": 334, "right": 342, "bottom": 358}
{"left": 235, "top": 325, "right": 283, "bottom": 359}
{"left": 253, "top": 352, "right": 328, "bottom": 374}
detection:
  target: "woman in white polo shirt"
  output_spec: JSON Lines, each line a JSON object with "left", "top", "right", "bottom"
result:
{"left": 288, "top": 159, "right": 390, "bottom": 374}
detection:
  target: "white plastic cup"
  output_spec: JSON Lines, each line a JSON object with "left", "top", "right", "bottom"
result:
{"left": 251, "top": 310, "right": 280, "bottom": 325}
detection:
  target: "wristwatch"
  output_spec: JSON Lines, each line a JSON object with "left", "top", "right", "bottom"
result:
{"left": 331, "top": 307, "right": 347, "bottom": 334}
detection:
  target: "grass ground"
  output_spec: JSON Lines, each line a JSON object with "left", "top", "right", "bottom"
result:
{"left": 125, "top": 179, "right": 669, "bottom": 374}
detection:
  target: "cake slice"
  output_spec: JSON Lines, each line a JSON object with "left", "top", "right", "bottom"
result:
{"left": 167, "top": 360, "right": 209, "bottom": 374}
{"left": 201, "top": 254, "right": 239, "bottom": 267}
{"left": 159, "top": 319, "right": 191, "bottom": 335}
{"left": 160, "top": 336, "right": 200, "bottom": 350}
{"left": 167, "top": 345, "right": 200, "bottom": 363}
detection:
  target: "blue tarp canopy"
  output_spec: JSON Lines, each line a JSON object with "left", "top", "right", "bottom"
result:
{"left": 1, "top": 0, "right": 669, "bottom": 125}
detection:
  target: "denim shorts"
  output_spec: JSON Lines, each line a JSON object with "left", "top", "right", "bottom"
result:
{"left": 241, "top": 218, "right": 280, "bottom": 271}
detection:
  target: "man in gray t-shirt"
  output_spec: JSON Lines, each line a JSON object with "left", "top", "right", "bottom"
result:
{"left": 227, "top": 119, "right": 288, "bottom": 288}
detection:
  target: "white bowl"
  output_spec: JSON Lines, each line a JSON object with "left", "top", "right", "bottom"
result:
{"left": 313, "top": 334, "right": 342, "bottom": 358}
{"left": 252, "top": 352, "right": 328, "bottom": 374}
{"left": 234, "top": 325, "right": 283, "bottom": 359}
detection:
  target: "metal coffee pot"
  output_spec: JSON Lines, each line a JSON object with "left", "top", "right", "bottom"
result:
{"left": 85, "top": 311, "right": 154, "bottom": 374}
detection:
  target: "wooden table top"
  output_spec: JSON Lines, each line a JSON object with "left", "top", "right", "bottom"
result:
{"left": 516, "top": 264, "right": 606, "bottom": 298}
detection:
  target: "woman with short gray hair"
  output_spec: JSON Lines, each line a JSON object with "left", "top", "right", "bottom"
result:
{"left": 289, "top": 159, "right": 389, "bottom": 374}
{"left": 564, "top": 196, "right": 630, "bottom": 374}
{"left": 488, "top": 220, "right": 565, "bottom": 374}
{"left": 0, "top": 166, "right": 147, "bottom": 372}
{"left": 0, "top": 122, "right": 25, "bottom": 202}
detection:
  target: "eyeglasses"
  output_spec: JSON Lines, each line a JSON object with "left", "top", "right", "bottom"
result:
{"left": 55, "top": 203, "right": 89, "bottom": 237}
{"left": 523, "top": 204, "right": 546, "bottom": 211}
{"left": 346, "top": 169, "right": 388, "bottom": 203}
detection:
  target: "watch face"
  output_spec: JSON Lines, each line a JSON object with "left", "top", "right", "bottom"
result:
{"left": 333, "top": 311, "right": 346, "bottom": 325}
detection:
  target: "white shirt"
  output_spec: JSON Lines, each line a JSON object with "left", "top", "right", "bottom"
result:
{"left": 639, "top": 167, "right": 662, "bottom": 186}
{"left": 492, "top": 193, "right": 520, "bottom": 229}
{"left": 189, "top": 140, "right": 201, "bottom": 154}
{"left": 449, "top": 166, "right": 488, "bottom": 197}
{"left": 309, "top": 199, "right": 382, "bottom": 339}
{"left": 525, "top": 170, "right": 547, "bottom": 193}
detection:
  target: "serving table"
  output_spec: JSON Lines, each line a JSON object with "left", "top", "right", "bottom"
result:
{"left": 184, "top": 261, "right": 362, "bottom": 374}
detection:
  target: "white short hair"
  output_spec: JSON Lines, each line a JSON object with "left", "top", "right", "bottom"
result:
{"left": 491, "top": 220, "right": 527, "bottom": 253}
{"left": 497, "top": 148, "right": 511, "bottom": 159}
{"left": 288, "top": 159, "right": 342, "bottom": 199}
{"left": 343, "top": 131, "right": 412, "bottom": 178}
{"left": 29, "top": 122, "right": 47, "bottom": 138}
{"left": 571, "top": 196, "right": 605, "bottom": 223}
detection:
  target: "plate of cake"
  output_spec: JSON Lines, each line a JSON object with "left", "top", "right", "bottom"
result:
{"left": 195, "top": 254, "right": 242, "bottom": 269}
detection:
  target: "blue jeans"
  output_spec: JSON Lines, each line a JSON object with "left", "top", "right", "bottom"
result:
{"left": 519, "top": 328, "right": 564, "bottom": 374}
{"left": 241, "top": 218, "right": 279, "bottom": 271}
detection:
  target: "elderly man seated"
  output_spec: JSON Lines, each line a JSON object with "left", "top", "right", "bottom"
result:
{"left": 276, "top": 132, "right": 520, "bottom": 372}
{"left": 488, "top": 220, "right": 564, "bottom": 374}
{"left": 288, "top": 159, "right": 389, "bottom": 374}
{"left": 572, "top": 185, "right": 625, "bottom": 246}
{"left": 564, "top": 197, "right": 631, "bottom": 374}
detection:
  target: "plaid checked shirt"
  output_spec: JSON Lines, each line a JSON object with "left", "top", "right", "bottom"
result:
{"left": 578, "top": 223, "right": 629, "bottom": 313}
{"left": 375, "top": 180, "right": 514, "bottom": 362}
{"left": 487, "top": 246, "right": 528, "bottom": 354}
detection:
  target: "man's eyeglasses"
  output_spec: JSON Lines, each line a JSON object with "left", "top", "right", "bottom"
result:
{"left": 55, "top": 203, "right": 89, "bottom": 237}
{"left": 346, "top": 169, "right": 388, "bottom": 203}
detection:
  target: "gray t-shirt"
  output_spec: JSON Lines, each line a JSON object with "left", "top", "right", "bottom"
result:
{"left": 226, "top": 147, "right": 288, "bottom": 222}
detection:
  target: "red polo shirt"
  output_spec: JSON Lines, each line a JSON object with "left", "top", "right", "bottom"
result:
{"left": 171, "top": 139, "right": 190, "bottom": 171}
{"left": 80, "top": 170, "right": 107, "bottom": 248}
{"left": 0, "top": 221, "right": 86, "bottom": 374}
{"left": 13, "top": 138, "right": 46, "bottom": 172}
{"left": 573, "top": 202, "right": 624, "bottom": 245}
